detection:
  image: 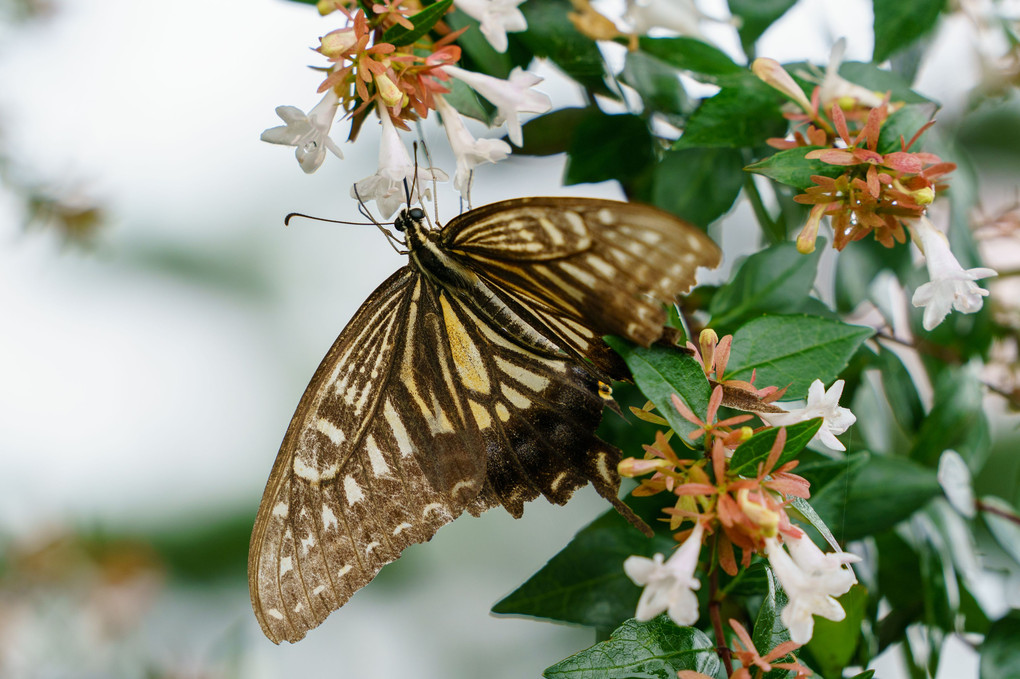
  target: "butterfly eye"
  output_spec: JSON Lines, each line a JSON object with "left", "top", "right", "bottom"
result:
{"left": 408, "top": 207, "right": 425, "bottom": 221}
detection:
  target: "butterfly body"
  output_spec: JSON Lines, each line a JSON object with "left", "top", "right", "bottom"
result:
{"left": 249, "top": 197, "right": 720, "bottom": 643}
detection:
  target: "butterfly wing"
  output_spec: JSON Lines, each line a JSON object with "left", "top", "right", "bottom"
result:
{"left": 249, "top": 259, "right": 636, "bottom": 643}
{"left": 249, "top": 268, "right": 487, "bottom": 643}
{"left": 441, "top": 197, "right": 721, "bottom": 375}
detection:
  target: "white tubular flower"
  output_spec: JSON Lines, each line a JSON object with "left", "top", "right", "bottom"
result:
{"left": 435, "top": 95, "right": 511, "bottom": 194}
{"left": 442, "top": 65, "right": 551, "bottom": 147}
{"left": 351, "top": 109, "right": 449, "bottom": 219}
{"left": 938, "top": 449, "right": 976, "bottom": 518}
{"left": 818, "top": 38, "right": 887, "bottom": 111}
{"left": 623, "top": 522, "right": 704, "bottom": 626}
{"left": 758, "top": 380, "right": 856, "bottom": 452}
{"left": 765, "top": 534, "right": 860, "bottom": 645}
{"left": 260, "top": 89, "right": 343, "bottom": 173}
{"left": 454, "top": 0, "right": 527, "bottom": 53}
{"left": 624, "top": 0, "right": 706, "bottom": 37}
{"left": 910, "top": 216, "right": 997, "bottom": 331}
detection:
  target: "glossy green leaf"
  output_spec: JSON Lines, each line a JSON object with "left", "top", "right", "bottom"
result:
{"left": 708, "top": 242, "right": 822, "bottom": 329}
{"left": 544, "top": 616, "right": 722, "bottom": 679}
{"left": 752, "top": 567, "right": 793, "bottom": 679}
{"left": 674, "top": 80, "right": 786, "bottom": 149}
{"left": 517, "top": 0, "right": 614, "bottom": 97}
{"left": 381, "top": 0, "right": 453, "bottom": 46}
{"left": 810, "top": 454, "right": 941, "bottom": 541}
{"left": 745, "top": 146, "right": 845, "bottom": 192}
{"left": 492, "top": 494, "right": 676, "bottom": 628}
{"left": 515, "top": 107, "right": 588, "bottom": 155}
{"left": 836, "top": 61, "right": 933, "bottom": 105}
{"left": 725, "top": 315, "right": 873, "bottom": 400}
{"left": 634, "top": 36, "right": 744, "bottom": 83}
{"left": 652, "top": 147, "right": 744, "bottom": 227}
{"left": 444, "top": 9, "right": 516, "bottom": 78}
{"left": 807, "top": 585, "right": 867, "bottom": 678}
{"left": 910, "top": 366, "right": 985, "bottom": 467}
{"left": 877, "top": 102, "right": 937, "bottom": 154}
{"left": 873, "top": 0, "right": 946, "bottom": 63}
{"left": 728, "top": 419, "right": 823, "bottom": 478}
{"left": 621, "top": 50, "right": 690, "bottom": 119}
{"left": 442, "top": 77, "right": 495, "bottom": 125}
{"left": 565, "top": 112, "right": 654, "bottom": 193}
{"left": 604, "top": 336, "right": 712, "bottom": 444}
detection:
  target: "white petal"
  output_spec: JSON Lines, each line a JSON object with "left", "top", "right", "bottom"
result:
{"left": 938, "top": 450, "right": 976, "bottom": 518}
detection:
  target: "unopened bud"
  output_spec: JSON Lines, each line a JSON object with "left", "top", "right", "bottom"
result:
{"left": 738, "top": 489, "right": 780, "bottom": 537}
{"left": 376, "top": 73, "right": 404, "bottom": 107}
{"left": 318, "top": 28, "right": 358, "bottom": 58}
{"left": 619, "top": 457, "right": 673, "bottom": 477}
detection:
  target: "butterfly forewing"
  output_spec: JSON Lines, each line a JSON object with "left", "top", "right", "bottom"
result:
{"left": 444, "top": 197, "right": 721, "bottom": 373}
{"left": 250, "top": 197, "right": 720, "bottom": 643}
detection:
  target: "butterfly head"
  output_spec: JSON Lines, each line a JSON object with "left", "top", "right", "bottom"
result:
{"left": 393, "top": 206, "right": 427, "bottom": 233}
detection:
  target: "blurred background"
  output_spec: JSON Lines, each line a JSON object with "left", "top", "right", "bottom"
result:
{"left": 1, "top": 0, "right": 1017, "bottom": 677}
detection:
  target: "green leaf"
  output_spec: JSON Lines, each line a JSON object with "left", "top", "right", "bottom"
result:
{"left": 728, "top": 419, "right": 823, "bottom": 478}
{"left": 444, "top": 9, "right": 516, "bottom": 79}
{"left": 836, "top": 61, "right": 933, "bottom": 105}
{"left": 910, "top": 366, "right": 985, "bottom": 467}
{"left": 833, "top": 231, "right": 913, "bottom": 314}
{"left": 604, "top": 337, "right": 712, "bottom": 445}
{"left": 543, "top": 616, "right": 722, "bottom": 679}
{"left": 708, "top": 242, "right": 822, "bottom": 329}
{"left": 634, "top": 36, "right": 744, "bottom": 84}
{"left": 810, "top": 454, "right": 941, "bottom": 541}
{"left": 652, "top": 147, "right": 744, "bottom": 227}
{"left": 673, "top": 79, "right": 787, "bottom": 149}
{"left": 565, "top": 112, "right": 654, "bottom": 194}
{"left": 381, "top": 0, "right": 453, "bottom": 47}
{"left": 788, "top": 496, "right": 843, "bottom": 549}
{"left": 725, "top": 315, "right": 873, "bottom": 400}
{"left": 727, "top": 0, "right": 797, "bottom": 53}
{"left": 807, "top": 585, "right": 867, "bottom": 678}
{"left": 979, "top": 612, "right": 1020, "bottom": 679}
{"left": 745, "top": 146, "right": 845, "bottom": 192}
{"left": 877, "top": 102, "right": 938, "bottom": 154}
{"left": 752, "top": 567, "right": 792, "bottom": 675}
{"left": 621, "top": 50, "right": 691, "bottom": 120}
{"left": 516, "top": 0, "right": 614, "bottom": 97}
{"left": 492, "top": 494, "right": 676, "bottom": 627}
{"left": 442, "top": 77, "right": 495, "bottom": 125}
{"left": 515, "top": 107, "right": 588, "bottom": 155}
{"left": 873, "top": 0, "right": 946, "bottom": 63}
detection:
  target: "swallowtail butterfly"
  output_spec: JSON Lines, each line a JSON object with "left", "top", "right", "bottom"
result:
{"left": 249, "top": 197, "right": 721, "bottom": 642}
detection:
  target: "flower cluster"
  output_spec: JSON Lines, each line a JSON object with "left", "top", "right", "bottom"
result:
{"left": 752, "top": 44, "right": 996, "bottom": 330}
{"left": 620, "top": 331, "right": 860, "bottom": 645}
{"left": 678, "top": 619, "right": 812, "bottom": 679}
{"left": 260, "top": 0, "right": 549, "bottom": 215}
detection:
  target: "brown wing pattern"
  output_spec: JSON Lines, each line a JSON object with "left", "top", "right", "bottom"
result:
{"left": 249, "top": 259, "right": 638, "bottom": 643}
{"left": 443, "top": 197, "right": 722, "bottom": 376}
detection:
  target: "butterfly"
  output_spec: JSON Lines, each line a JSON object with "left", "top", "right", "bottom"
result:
{"left": 248, "top": 196, "right": 721, "bottom": 643}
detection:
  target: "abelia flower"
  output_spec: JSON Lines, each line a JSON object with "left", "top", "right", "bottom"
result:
{"left": 453, "top": 0, "right": 527, "bottom": 53}
{"left": 758, "top": 379, "right": 856, "bottom": 452}
{"left": 351, "top": 109, "right": 449, "bottom": 218}
{"left": 765, "top": 534, "right": 860, "bottom": 644}
{"left": 909, "top": 215, "right": 997, "bottom": 330}
{"left": 728, "top": 619, "right": 810, "bottom": 679}
{"left": 260, "top": 89, "right": 344, "bottom": 173}
{"left": 435, "top": 95, "right": 511, "bottom": 193}
{"left": 623, "top": 521, "right": 705, "bottom": 626}
{"left": 818, "top": 38, "right": 887, "bottom": 114}
{"left": 624, "top": 0, "right": 707, "bottom": 37}
{"left": 442, "top": 65, "right": 551, "bottom": 147}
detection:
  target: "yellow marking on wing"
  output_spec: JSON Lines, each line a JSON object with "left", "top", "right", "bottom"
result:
{"left": 468, "top": 399, "right": 492, "bottom": 429}
{"left": 439, "top": 293, "right": 491, "bottom": 394}
{"left": 494, "top": 355, "right": 550, "bottom": 392}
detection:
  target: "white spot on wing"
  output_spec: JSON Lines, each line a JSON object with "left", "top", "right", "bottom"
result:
{"left": 393, "top": 522, "right": 413, "bottom": 535}
{"left": 280, "top": 556, "right": 293, "bottom": 575}
{"left": 315, "top": 417, "right": 346, "bottom": 445}
{"left": 337, "top": 564, "right": 352, "bottom": 578}
{"left": 344, "top": 475, "right": 365, "bottom": 505}
{"left": 383, "top": 398, "right": 414, "bottom": 457}
{"left": 268, "top": 608, "right": 285, "bottom": 620}
{"left": 272, "top": 502, "right": 288, "bottom": 518}
{"left": 364, "top": 434, "right": 392, "bottom": 477}
{"left": 322, "top": 505, "right": 338, "bottom": 530}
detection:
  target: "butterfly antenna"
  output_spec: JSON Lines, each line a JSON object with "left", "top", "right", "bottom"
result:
{"left": 353, "top": 182, "right": 407, "bottom": 254}
{"left": 413, "top": 124, "right": 441, "bottom": 222}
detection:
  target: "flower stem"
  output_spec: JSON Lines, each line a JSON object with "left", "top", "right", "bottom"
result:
{"left": 742, "top": 162, "right": 784, "bottom": 244}
{"left": 977, "top": 500, "right": 1020, "bottom": 525}
{"left": 708, "top": 533, "right": 734, "bottom": 676}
